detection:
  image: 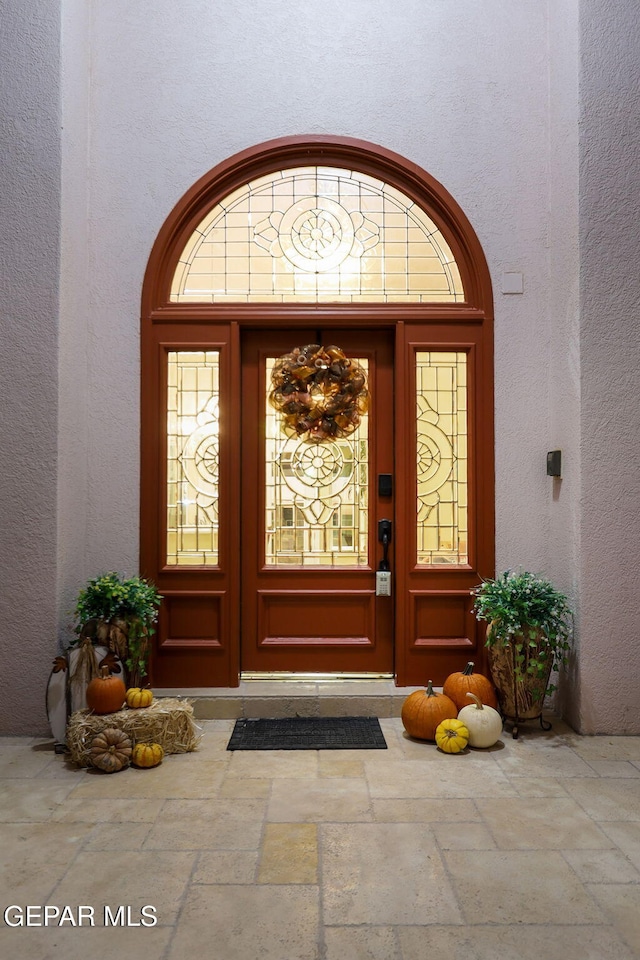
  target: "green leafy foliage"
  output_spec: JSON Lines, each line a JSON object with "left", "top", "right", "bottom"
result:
{"left": 74, "top": 572, "right": 162, "bottom": 679}
{"left": 472, "top": 570, "right": 573, "bottom": 691}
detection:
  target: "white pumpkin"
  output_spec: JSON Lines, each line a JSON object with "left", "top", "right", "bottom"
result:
{"left": 457, "top": 691, "right": 503, "bottom": 748}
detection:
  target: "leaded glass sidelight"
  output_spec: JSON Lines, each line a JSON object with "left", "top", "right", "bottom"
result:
{"left": 416, "top": 352, "right": 468, "bottom": 565}
{"left": 167, "top": 351, "right": 220, "bottom": 565}
{"left": 171, "top": 167, "right": 464, "bottom": 303}
{"left": 265, "top": 358, "right": 369, "bottom": 566}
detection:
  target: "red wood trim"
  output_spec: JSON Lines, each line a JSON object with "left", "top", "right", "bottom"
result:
{"left": 394, "top": 321, "right": 408, "bottom": 685}
{"left": 147, "top": 304, "right": 488, "bottom": 325}
{"left": 159, "top": 640, "right": 224, "bottom": 650}
{"left": 227, "top": 320, "right": 241, "bottom": 685}
{"left": 141, "top": 136, "right": 494, "bottom": 317}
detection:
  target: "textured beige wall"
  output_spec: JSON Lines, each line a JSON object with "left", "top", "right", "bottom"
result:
{"left": 8, "top": 1, "right": 635, "bottom": 735}
{"left": 0, "top": 1, "right": 60, "bottom": 735}
{"left": 571, "top": 0, "right": 640, "bottom": 733}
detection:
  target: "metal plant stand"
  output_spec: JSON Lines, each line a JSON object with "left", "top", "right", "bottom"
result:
{"left": 488, "top": 636, "right": 554, "bottom": 740}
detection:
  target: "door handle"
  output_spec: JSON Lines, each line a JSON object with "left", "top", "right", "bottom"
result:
{"left": 376, "top": 519, "right": 392, "bottom": 596}
{"left": 378, "top": 519, "right": 392, "bottom": 572}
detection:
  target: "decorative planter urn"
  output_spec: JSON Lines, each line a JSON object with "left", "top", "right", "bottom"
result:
{"left": 486, "top": 628, "right": 553, "bottom": 737}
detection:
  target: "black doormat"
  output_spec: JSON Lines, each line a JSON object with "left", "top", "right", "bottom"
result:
{"left": 227, "top": 716, "right": 387, "bottom": 751}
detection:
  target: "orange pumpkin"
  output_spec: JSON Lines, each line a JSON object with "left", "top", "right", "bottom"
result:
{"left": 401, "top": 680, "right": 458, "bottom": 741}
{"left": 442, "top": 661, "right": 498, "bottom": 711}
{"left": 85, "top": 666, "right": 126, "bottom": 715}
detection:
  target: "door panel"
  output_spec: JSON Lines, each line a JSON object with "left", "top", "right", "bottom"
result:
{"left": 395, "top": 323, "right": 494, "bottom": 685}
{"left": 143, "top": 323, "right": 241, "bottom": 688}
{"left": 241, "top": 329, "right": 394, "bottom": 674}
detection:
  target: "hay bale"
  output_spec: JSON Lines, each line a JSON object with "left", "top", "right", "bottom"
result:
{"left": 66, "top": 697, "right": 202, "bottom": 767}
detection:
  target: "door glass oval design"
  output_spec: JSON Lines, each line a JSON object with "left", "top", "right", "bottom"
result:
{"left": 416, "top": 351, "right": 468, "bottom": 565}
{"left": 265, "top": 357, "right": 369, "bottom": 567}
{"left": 166, "top": 350, "right": 220, "bottom": 566}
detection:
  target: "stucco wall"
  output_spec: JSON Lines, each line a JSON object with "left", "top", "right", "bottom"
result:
{"left": 572, "top": 0, "right": 640, "bottom": 733}
{"left": 0, "top": 2, "right": 60, "bottom": 735}
{"left": 3, "top": 1, "right": 609, "bottom": 734}
{"left": 61, "top": 0, "right": 571, "bottom": 571}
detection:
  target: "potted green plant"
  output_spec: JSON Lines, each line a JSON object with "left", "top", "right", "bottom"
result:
{"left": 73, "top": 572, "right": 162, "bottom": 688}
{"left": 472, "top": 570, "right": 572, "bottom": 736}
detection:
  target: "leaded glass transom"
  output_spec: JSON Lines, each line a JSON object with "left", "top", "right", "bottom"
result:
{"left": 416, "top": 352, "right": 468, "bottom": 565}
{"left": 167, "top": 351, "right": 220, "bottom": 566}
{"left": 171, "top": 167, "right": 463, "bottom": 303}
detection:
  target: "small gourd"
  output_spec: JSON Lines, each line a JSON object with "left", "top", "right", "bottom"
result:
{"left": 89, "top": 727, "right": 132, "bottom": 773}
{"left": 443, "top": 661, "right": 498, "bottom": 711}
{"left": 435, "top": 718, "right": 470, "bottom": 754}
{"left": 85, "top": 666, "right": 126, "bottom": 715}
{"left": 126, "top": 687, "right": 154, "bottom": 709}
{"left": 132, "top": 742, "right": 164, "bottom": 768}
{"left": 401, "top": 680, "right": 458, "bottom": 741}
{"left": 457, "top": 691, "right": 503, "bottom": 748}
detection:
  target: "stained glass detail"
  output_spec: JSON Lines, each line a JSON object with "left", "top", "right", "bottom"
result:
{"left": 167, "top": 351, "right": 220, "bottom": 566}
{"left": 265, "top": 358, "right": 369, "bottom": 566}
{"left": 416, "top": 352, "right": 468, "bottom": 565}
{"left": 171, "top": 167, "right": 463, "bottom": 303}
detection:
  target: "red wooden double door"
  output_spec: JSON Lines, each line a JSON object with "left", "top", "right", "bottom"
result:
{"left": 142, "top": 318, "right": 494, "bottom": 688}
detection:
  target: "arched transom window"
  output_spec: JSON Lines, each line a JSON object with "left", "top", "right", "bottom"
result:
{"left": 171, "top": 166, "right": 464, "bottom": 303}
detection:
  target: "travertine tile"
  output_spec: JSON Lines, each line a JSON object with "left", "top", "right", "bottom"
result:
{"left": 258, "top": 822, "right": 318, "bottom": 883}
{"left": 0, "top": 822, "right": 94, "bottom": 903}
{"left": 371, "top": 798, "right": 480, "bottom": 822}
{"left": 324, "top": 925, "right": 402, "bottom": 960}
{"left": 365, "top": 758, "right": 516, "bottom": 799}
{"left": 511, "top": 776, "right": 568, "bottom": 797}
{"left": 563, "top": 848, "right": 640, "bottom": 883}
{"left": 431, "top": 821, "right": 497, "bottom": 850}
{"left": 3, "top": 718, "right": 640, "bottom": 960}
{"left": 84, "top": 821, "right": 152, "bottom": 851}
{"left": 144, "top": 797, "right": 266, "bottom": 850}
{"left": 0, "top": 745, "right": 65, "bottom": 779}
{"left": 0, "top": 926, "right": 173, "bottom": 960}
{"left": 493, "top": 744, "right": 597, "bottom": 779}
{"left": 587, "top": 883, "right": 640, "bottom": 954}
{"left": 268, "top": 777, "right": 372, "bottom": 822}
{"left": 317, "top": 696, "right": 391, "bottom": 718}
{"left": 318, "top": 752, "right": 365, "bottom": 778}
{"left": 444, "top": 849, "right": 605, "bottom": 924}
{"left": 564, "top": 735, "right": 640, "bottom": 762}
{"left": 585, "top": 760, "right": 640, "bottom": 778}
{"left": 398, "top": 924, "right": 637, "bottom": 960}
{"left": 563, "top": 777, "right": 640, "bottom": 820}
{"left": 193, "top": 697, "right": 243, "bottom": 719}
{"left": 49, "top": 850, "right": 196, "bottom": 926}
{"left": 193, "top": 849, "right": 258, "bottom": 884}
{"left": 243, "top": 696, "right": 320, "bottom": 717}
{"left": 226, "top": 750, "right": 318, "bottom": 779}
{"left": 65, "top": 760, "right": 227, "bottom": 799}
{"left": 475, "top": 797, "right": 612, "bottom": 849}
{"left": 0, "top": 780, "right": 76, "bottom": 821}
{"left": 599, "top": 821, "right": 640, "bottom": 870}
{"left": 322, "top": 822, "right": 462, "bottom": 925}
{"left": 168, "top": 885, "right": 319, "bottom": 959}
{"left": 218, "top": 776, "right": 271, "bottom": 798}
{"left": 49, "top": 797, "right": 164, "bottom": 822}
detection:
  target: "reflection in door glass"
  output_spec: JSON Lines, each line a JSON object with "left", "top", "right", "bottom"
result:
{"left": 416, "top": 352, "right": 468, "bottom": 565}
{"left": 166, "top": 351, "right": 220, "bottom": 565}
{"left": 265, "top": 359, "right": 369, "bottom": 566}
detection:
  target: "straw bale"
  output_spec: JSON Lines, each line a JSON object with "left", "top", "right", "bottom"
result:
{"left": 66, "top": 697, "right": 202, "bottom": 767}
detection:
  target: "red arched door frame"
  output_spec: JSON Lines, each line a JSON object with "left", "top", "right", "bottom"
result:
{"left": 141, "top": 136, "right": 494, "bottom": 688}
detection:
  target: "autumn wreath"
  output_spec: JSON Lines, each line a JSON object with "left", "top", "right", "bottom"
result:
{"left": 269, "top": 343, "right": 370, "bottom": 442}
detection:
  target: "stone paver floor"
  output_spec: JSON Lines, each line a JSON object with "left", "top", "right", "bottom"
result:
{"left": 1, "top": 717, "right": 640, "bottom": 959}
